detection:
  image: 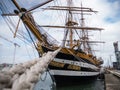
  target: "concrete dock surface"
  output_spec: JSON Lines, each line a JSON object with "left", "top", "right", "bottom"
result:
{"left": 105, "top": 73, "right": 120, "bottom": 90}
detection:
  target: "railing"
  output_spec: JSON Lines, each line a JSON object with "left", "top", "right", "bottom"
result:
{"left": 107, "top": 69, "right": 120, "bottom": 78}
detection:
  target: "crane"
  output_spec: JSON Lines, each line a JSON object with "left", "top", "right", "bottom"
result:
{"left": 0, "top": 35, "right": 20, "bottom": 65}
{"left": 0, "top": 35, "right": 20, "bottom": 47}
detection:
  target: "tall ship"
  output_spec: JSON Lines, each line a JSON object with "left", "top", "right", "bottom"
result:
{"left": 0, "top": 0, "right": 104, "bottom": 86}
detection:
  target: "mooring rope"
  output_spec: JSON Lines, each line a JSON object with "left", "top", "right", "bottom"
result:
{"left": 0, "top": 48, "right": 61, "bottom": 90}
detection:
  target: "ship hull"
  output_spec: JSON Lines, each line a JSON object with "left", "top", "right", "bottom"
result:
{"left": 41, "top": 46, "right": 100, "bottom": 85}
{"left": 50, "top": 70, "right": 99, "bottom": 86}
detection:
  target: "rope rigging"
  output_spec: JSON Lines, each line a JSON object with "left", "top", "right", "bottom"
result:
{"left": 23, "top": 23, "right": 40, "bottom": 57}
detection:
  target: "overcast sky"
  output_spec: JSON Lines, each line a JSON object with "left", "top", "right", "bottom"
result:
{"left": 0, "top": 0, "right": 120, "bottom": 66}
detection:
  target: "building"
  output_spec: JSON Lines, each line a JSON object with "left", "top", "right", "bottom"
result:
{"left": 113, "top": 42, "right": 120, "bottom": 69}
{"left": 0, "top": 63, "right": 12, "bottom": 70}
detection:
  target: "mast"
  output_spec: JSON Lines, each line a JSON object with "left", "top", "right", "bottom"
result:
{"left": 3, "top": 0, "right": 104, "bottom": 54}
{"left": 67, "top": 0, "right": 73, "bottom": 48}
{"left": 80, "top": 3, "right": 86, "bottom": 52}
{"left": 80, "top": 3, "right": 92, "bottom": 54}
{"left": 11, "top": 0, "right": 53, "bottom": 45}
{"left": 40, "top": 1, "right": 104, "bottom": 50}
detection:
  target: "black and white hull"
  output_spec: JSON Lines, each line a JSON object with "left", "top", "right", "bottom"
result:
{"left": 50, "top": 70, "right": 99, "bottom": 86}
{"left": 41, "top": 46, "right": 100, "bottom": 86}
{"left": 48, "top": 58, "right": 100, "bottom": 86}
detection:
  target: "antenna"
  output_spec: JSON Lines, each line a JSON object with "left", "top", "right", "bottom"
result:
{"left": 0, "top": 35, "right": 20, "bottom": 47}
{"left": 0, "top": 35, "right": 20, "bottom": 65}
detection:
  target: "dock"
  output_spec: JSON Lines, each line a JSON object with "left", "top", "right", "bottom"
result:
{"left": 105, "top": 70, "right": 120, "bottom": 90}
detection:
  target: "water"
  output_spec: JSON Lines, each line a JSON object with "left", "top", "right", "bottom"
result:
{"left": 34, "top": 72, "right": 55, "bottom": 90}
{"left": 57, "top": 79, "right": 105, "bottom": 90}
{"left": 34, "top": 72, "right": 105, "bottom": 90}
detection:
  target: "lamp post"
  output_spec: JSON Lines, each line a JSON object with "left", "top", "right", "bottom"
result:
{"left": 109, "top": 55, "right": 113, "bottom": 69}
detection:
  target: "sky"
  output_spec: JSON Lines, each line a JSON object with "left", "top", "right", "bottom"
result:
{"left": 0, "top": 0, "right": 120, "bottom": 66}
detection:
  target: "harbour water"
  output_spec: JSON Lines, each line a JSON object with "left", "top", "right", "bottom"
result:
{"left": 57, "top": 79, "right": 104, "bottom": 90}
{"left": 34, "top": 72, "right": 105, "bottom": 90}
